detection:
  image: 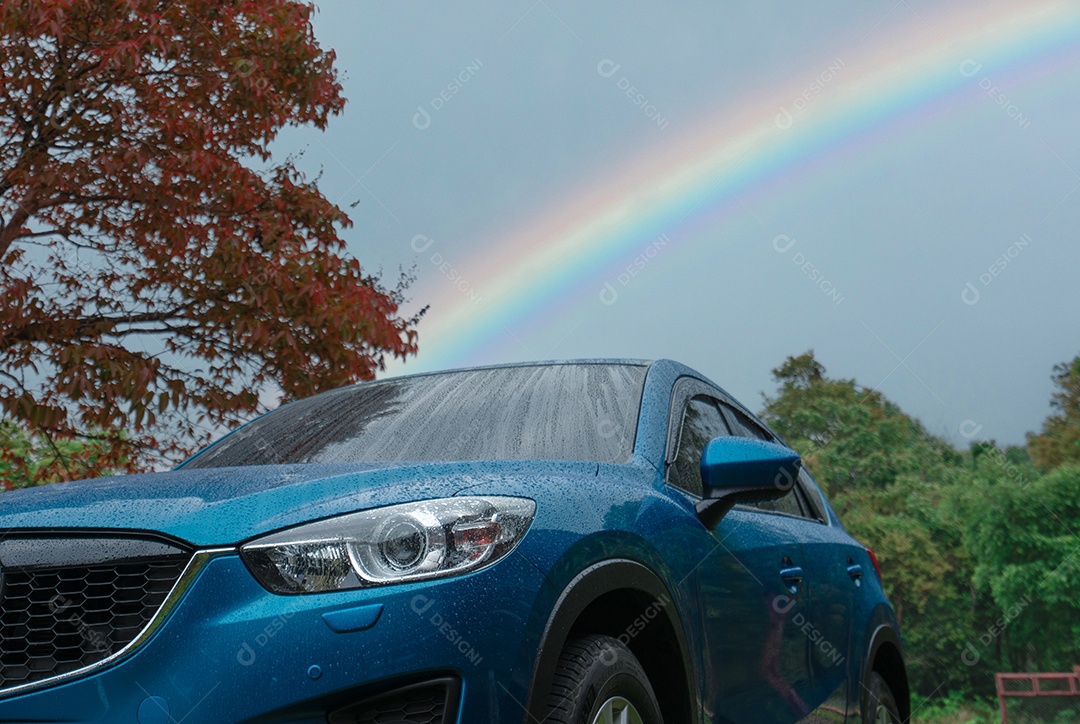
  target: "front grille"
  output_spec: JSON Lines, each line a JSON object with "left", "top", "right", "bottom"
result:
{"left": 329, "top": 678, "right": 460, "bottom": 724}
{"left": 0, "top": 538, "right": 189, "bottom": 691}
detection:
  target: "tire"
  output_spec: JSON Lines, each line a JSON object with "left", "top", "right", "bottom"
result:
{"left": 864, "top": 671, "right": 902, "bottom": 724}
{"left": 545, "top": 634, "right": 664, "bottom": 724}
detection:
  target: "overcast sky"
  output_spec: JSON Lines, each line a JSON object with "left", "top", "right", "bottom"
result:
{"left": 274, "top": 1, "right": 1080, "bottom": 448}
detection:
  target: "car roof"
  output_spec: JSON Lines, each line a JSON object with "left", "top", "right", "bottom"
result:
{"left": 366, "top": 358, "right": 655, "bottom": 385}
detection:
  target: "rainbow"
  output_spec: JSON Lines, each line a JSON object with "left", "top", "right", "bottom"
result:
{"left": 399, "top": 0, "right": 1080, "bottom": 372}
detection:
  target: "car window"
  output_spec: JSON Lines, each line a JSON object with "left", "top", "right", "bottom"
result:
{"left": 182, "top": 363, "right": 647, "bottom": 467}
{"left": 718, "top": 402, "right": 806, "bottom": 518}
{"left": 669, "top": 395, "right": 731, "bottom": 497}
{"left": 723, "top": 404, "right": 770, "bottom": 440}
{"left": 796, "top": 469, "right": 828, "bottom": 522}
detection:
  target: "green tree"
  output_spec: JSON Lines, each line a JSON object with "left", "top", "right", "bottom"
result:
{"left": 761, "top": 351, "right": 961, "bottom": 495}
{"left": 1028, "top": 356, "right": 1080, "bottom": 470}
{"left": 0, "top": 421, "right": 122, "bottom": 489}
{"left": 958, "top": 458, "right": 1080, "bottom": 673}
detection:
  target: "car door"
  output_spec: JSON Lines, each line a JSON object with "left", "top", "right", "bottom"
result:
{"left": 721, "top": 402, "right": 855, "bottom": 722}
{"left": 781, "top": 472, "right": 859, "bottom": 723}
{"left": 666, "top": 380, "right": 814, "bottom": 722}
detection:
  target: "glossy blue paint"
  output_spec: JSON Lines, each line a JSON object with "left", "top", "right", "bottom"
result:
{"left": 136, "top": 696, "right": 170, "bottom": 724}
{"left": 321, "top": 603, "right": 384, "bottom": 633}
{"left": 700, "top": 437, "right": 801, "bottom": 490}
{"left": 0, "top": 459, "right": 598, "bottom": 545}
{"left": 0, "top": 359, "right": 906, "bottom": 723}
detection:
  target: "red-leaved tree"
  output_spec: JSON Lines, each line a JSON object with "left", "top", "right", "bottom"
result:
{"left": 0, "top": 0, "right": 420, "bottom": 484}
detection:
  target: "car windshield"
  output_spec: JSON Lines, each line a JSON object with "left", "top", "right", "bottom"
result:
{"left": 182, "top": 363, "right": 647, "bottom": 468}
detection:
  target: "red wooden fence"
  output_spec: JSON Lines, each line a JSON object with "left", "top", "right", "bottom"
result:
{"left": 995, "top": 666, "right": 1080, "bottom": 723}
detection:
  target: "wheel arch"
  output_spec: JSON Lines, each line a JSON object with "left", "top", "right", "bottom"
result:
{"left": 861, "top": 624, "right": 910, "bottom": 722}
{"left": 523, "top": 558, "right": 699, "bottom": 724}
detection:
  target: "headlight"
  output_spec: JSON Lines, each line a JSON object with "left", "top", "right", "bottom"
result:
{"left": 240, "top": 497, "right": 536, "bottom": 594}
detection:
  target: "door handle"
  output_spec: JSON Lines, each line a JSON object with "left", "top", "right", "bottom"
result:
{"left": 847, "top": 563, "right": 863, "bottom": 582}
{"left": 779, "top": 566, "right": 803, "bottom": 594}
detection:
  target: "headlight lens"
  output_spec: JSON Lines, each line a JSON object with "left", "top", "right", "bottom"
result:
{"left": 240, "top": 496, "right": 535, "bottom": 594}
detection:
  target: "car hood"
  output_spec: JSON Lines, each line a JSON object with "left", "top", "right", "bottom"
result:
{"left": 0, "top": 460, "right": 599, "bottom": 547}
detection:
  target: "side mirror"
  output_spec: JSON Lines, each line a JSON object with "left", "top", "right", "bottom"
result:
{"left": 695, "top": 437, "right": 802, "bottom": 530}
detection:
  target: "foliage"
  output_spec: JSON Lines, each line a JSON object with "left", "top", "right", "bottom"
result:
{"left": 957, "top": 462, "right": 1080, "bottom": 673}
{"left": 0, "top": 0, "right": 420, "bottom": 480}
{"left": 761, "top": 351, "right": 961, "bottom": 495}
{"left": 840, "top": 476, "right": 981, "bottom": 695}
{"left": 0, "top": 420, "right": 122, "bottom": 488}
{"left": 1027, "top": 356, "right": 1080, "bottom": 470}
{"left": 910, "top": 691, "right": 998, "bottom": 724}
{"left": 762, "top": 351, "right": 1080, "bottom": 701}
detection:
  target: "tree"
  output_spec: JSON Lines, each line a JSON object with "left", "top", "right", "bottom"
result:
{"left": 0, "top": 0, "right": 420, "bottom": 481}
{"left": 958, "top": 461, "right": 1080, "bottom": 673}
{"left": 0, "top": 420, "right": 122, "bottom": 489}
{"left": 1028, "top": 355, "right": 1080, "bottom": 470}
{"left": 761, "top": 351, "right": 960, "bottom": 494}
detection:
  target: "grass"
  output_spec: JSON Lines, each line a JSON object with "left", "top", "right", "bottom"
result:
{"left": 911, "top": 692, "right": 1080, "bottom": 723}
{"left": 910, "top": 693, "right": 1000, "bottom": 724}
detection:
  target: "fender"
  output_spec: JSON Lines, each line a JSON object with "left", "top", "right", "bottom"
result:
{"left": 523, "top": 558, "right": 700, "bottom": 724}
{"left": 859, "top": 623, "right": 910, "bottom": 722}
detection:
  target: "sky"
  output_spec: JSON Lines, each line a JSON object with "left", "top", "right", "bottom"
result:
{"left": 273, "top": 0, "right": 1080, "bottom": 448}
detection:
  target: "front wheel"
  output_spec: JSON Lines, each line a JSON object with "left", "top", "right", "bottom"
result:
{"left": 864, "top": 671, "right": 902, "bottom": 724}
{"left": 545, "top": 634, "right": 663, "bottom": 724}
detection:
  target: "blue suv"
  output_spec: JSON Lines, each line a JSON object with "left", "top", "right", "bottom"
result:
{"left": 0, "top": 360, "right": 908, "bottom": 723}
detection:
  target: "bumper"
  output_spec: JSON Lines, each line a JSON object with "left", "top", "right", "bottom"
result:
{"left": 0, "top": 551, "right": 551, "bottom": 723}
